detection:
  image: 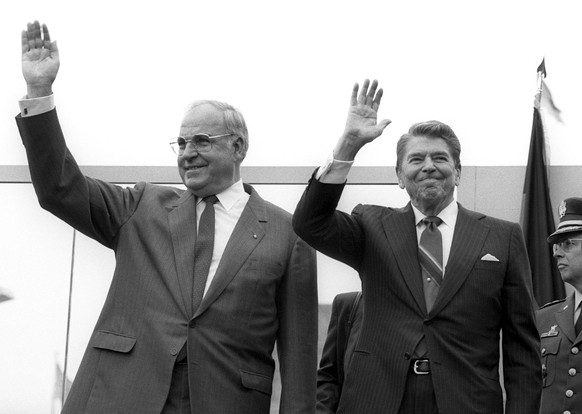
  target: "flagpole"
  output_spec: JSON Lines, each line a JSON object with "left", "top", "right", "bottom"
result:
{"left": 62, "top": 228, "right": 76, "bottom": 407}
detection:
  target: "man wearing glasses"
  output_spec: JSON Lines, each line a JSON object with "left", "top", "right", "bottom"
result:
{"left": 537, "top": 197, "right": 582, "bottom": 414}
{"left": 16, "top": 21, "right": 317, "bottom": 414}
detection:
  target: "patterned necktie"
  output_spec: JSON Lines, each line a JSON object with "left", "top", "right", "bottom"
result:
{"left": 419, "top": 216, "right": 443, "bottom": 312}
{"left": 192, "top": 195, "right": 218, "bottom": 314}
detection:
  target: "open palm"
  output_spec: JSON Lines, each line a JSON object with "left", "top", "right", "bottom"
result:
{"left": 343, "top": 79, "right": 391, "bottom": 145}
{"left": 21, "top": 21, "right": 59, "bottom": 89}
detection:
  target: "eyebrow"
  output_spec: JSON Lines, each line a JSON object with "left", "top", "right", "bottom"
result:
{"left": 406, "top": 150, "right": 451, "bottom": 159}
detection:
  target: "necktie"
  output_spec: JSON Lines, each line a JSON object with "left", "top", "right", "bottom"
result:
{"left": 419, "top": 216, "right": 443, "bottom": 312}
{"left": 192, "top": 195, "right": 218, "bottom": 314}
{"left": 576, "top": 305, "right": 582, "bottom": 336}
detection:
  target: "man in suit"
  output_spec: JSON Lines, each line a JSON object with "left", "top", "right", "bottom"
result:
{"left": 537, "top": 197, "right": 582, "bottom": 414}
{"left": 317, "top": 291, "right": 363, "bottom": 414}
{"left": 293, "top": 79, "right": 541, "bottom": 413}
{"left": 17, "top": 21, "right": 317, "bottom": 414}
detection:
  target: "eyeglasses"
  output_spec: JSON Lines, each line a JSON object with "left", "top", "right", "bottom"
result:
{"left": 553, "top": 238, "right": 582, "bottom": 253}
{"left": 169, "top": 133, "right": 234, "bottom": 155}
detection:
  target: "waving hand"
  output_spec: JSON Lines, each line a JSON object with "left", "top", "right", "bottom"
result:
{"left": 334, "top": 79, "right": 391, "bottom": 161}
{"left": 21, "top": 21, "right": 59, "bottom": 98}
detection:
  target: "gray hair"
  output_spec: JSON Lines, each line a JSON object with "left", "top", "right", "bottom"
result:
{"left": 185, "top": 100, "right": 249, "bottom": 158}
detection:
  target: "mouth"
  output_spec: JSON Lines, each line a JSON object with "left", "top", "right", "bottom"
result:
{"left": 184, "top": 165, "right": 206, "bottom": 172}
{"left": 557, "top": 263, "right": 567, "bottom": 271}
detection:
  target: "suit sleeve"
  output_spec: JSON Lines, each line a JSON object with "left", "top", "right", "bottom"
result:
{"left": 316, "top": 296, "right": 343, "bottom": 414}
{"left": 292, "top": 176, "right": 364, "bottom": 270}
{"left": 501, "top": 223, "right": 542, "bottom": 414}
{"left": 277, "top": 236, "right": 318, "bottom": 414}
{"left": 15, "top": 109, "right": 144, "bottom": 248}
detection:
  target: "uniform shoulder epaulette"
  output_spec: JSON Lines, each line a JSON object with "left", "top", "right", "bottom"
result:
{"left": 539, "top": 298, "right": 567, "bottom": 310}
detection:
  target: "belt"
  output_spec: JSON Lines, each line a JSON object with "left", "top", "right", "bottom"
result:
{"left": 410, "top": 359, "right": 430, "bottom": 375}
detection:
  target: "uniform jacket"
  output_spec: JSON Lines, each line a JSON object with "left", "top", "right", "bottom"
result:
{"left": 537, "top": 294, "right": 582, "bottom": 414}
{"left": 317, "top": 291, "right": 363, "bottom": 414}
{"left": 16, "top": 109, "right": 318, "bottom": 414}
{"left": 293, "top": 177, "right": 541, "bottom": 414}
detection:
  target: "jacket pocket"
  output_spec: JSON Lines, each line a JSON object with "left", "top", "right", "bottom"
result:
{"left": 240, "top": 370, "right": 273, "bottom": 396}
{"left": 541, "top": 336, "right": 561, "bottom": 387}
{"left": 90, "top": 330, "right": 137, "bottom": 353}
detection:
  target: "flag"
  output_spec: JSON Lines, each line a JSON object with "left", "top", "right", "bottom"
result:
{"left": 0, "top": 287, "right": 13, "bottom": 303}
{"left": 520, "top": 60, "right": 566, "bottom": 306}
{"left": 51, "top": 361, "right": 73, "bottom": 414}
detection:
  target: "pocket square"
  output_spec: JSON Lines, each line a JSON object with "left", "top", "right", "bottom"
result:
{"left": 481, "top": 253, "right": 499, "bottom": 262}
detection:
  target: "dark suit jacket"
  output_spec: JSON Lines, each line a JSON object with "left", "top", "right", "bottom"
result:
{"left": 536, "top": 294, "right": 582, "bottom": 414}
{"left": 293, "top": 178, "right": 541, "bottom": 414}
{"left": 16, "top": 109, "right": 318, "bottom": 414}
{"left": 317, "top": 291, "right": 363, "bottom": 414}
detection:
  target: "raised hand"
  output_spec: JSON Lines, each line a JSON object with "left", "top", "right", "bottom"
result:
{"left": 335, "top": 79, "right": 391, "bottom": 161}
{"left": 21, "top": 21, "right": 60, "bottom": 98}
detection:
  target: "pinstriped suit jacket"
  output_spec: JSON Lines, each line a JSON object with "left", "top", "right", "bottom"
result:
{"left": 16, "top": 109, "right": 318, "bottom": 414}
{"left": 293, "top": 177, "right": 541, "bottom": 414}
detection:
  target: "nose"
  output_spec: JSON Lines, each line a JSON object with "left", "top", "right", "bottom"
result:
{"left": 181, "top": 142, "right": 200, "bottom": 157}
{"left": 553, "top": 246, "right": 563, "bottom": 258}
{"left": 421, "top": 157, "right": 436, "bottom": 171}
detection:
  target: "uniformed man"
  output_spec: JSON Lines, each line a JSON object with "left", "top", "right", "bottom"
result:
{"left": 537, "top": 197, "right": 582, "bottom": 414}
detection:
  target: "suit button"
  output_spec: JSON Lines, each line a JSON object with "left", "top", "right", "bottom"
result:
{"left": 541, "top": 348, "right": 546, "bottom": 355}
{"left": 572, "top": 347, "right": 579, "bottom": 354}
{"left": 569, "top": 368, "right": 577, "bottom": 376}
{"left": 566, "top": 389, "right": 574, "bottom": 398}
{"left": 564, "top": 411, "right": 572, "bottom": 414}
{"left": 404, "top": 352, "right": 411, "bottom": 360}
{"left": 189, "top": 320, "right": 196, "bottom": 328}
{"left": 170, "top": 348, "right": 178, "bottom": 356}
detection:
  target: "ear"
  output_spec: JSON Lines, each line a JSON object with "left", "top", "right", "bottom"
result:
{"left": 396, "top": 170, "right": 405, "bottom": 189}
{"left": 454, "top": 168, "right": 461, "bottom": 186}
{"left": 231, "top": 136, "right": 246, "bottom": 161}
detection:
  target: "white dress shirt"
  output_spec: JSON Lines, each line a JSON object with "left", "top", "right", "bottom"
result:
{"left": 197, "top": 181, "right": 249, "bottom": 295}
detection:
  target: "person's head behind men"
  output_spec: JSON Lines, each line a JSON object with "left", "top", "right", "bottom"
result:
{"left": 395, "top": 120, "right": 461, "bottom": 216}
{"left": 177, "top": 100, "right": 249, "bottom": 197}
{"left": 548, "top": 197, "right": 582, "bottom": 291}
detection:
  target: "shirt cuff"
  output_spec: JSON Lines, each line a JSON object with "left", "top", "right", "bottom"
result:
{"left": 19, "top": 94, "right": 55, "bottom": 117}
{"left": 315, "top": 156, "right": 354, "bottom": 184}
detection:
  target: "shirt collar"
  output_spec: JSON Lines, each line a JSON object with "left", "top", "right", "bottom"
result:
{"left": 412, "top": 199, "right": 458, "bottom": 228}
{"left": 196, "top": 180, "right": 246, "bottom": 211}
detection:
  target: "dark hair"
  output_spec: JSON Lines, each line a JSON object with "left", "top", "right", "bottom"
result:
{"left": 395, "top": 120, "right": 461, "bottom": 173}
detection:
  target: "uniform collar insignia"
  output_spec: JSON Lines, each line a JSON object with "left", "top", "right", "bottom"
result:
{"left": 541, "top": 324, "right": 559, "bottom": 338}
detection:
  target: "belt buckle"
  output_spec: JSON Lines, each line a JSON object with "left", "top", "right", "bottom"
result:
{"left": 413, "top": 359, "right": 430, "bottom": 375}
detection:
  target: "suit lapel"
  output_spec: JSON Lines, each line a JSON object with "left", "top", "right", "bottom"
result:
{"left": 431, "top": 205, "right": 488, "bottom": 315}
{"left": 168, "top": 191, "right": 197, "bottom": 318}
{"left": 194, "top": 185, "right": 266, "bottom": 318}
{"left": 383, "top": 204, "right": 427, "bottom": 315}
{"left": 554, "top": 295, "right": 576, "bottom": 343}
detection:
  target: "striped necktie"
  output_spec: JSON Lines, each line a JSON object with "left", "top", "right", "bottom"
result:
{"left": 192, "top": 195, "right": 218, "bottom": 314}
{"left": 576, "top": 304, "right": 582, "bottom": 336}
{"left": 419, "top": 216, "right": 443, "bottom": 312}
